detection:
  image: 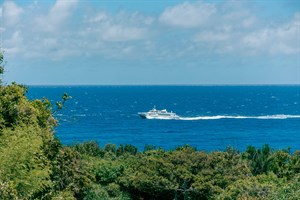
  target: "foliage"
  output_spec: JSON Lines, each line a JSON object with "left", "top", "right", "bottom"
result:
{"left": 55, "top": 93, "right": 72, "bottom": 113}
{"left": 1, "top": 51, "right": 300, "bottom": 199}
{"left": 73, "top": 141, "right": 105, "bottom": 157}
{"left": 0, "top": 126, "right": 53, "bottom": 199}
{"left": 0, "top": 82, "right": 56, "bottom": 129}
{"left": 267, "top": 174, "right": 300, "bottom": 200}
{"left": 0, "top": 52, "right": 4, "bottom": 84}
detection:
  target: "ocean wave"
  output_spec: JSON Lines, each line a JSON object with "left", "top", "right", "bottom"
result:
{"left": 178, "top": 114, "right": 300, "bottom": 120}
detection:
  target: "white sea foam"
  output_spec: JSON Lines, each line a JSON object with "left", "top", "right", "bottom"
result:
{"left": 142, "top": 114, "right": 300, "bottom": 121}
{"left": 144, "top": 114, "right": 300, "bottom": 120}
{"left": 177, "top": 114, "right": 300, "bottom": 120}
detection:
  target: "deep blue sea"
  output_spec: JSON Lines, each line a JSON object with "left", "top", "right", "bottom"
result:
{"left": 28, "top": 86, "right": 300, "bottom": 151}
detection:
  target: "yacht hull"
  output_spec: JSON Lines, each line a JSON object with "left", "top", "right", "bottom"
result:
{"left": 138, "top": 113, "right": 147, "bottom": 119}
{"left": 138, "top": 109, "right": 179, "bottom": 120}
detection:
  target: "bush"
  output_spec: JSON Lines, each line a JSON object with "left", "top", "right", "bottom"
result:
{"left": 73, "top": 141, "right": 105, "bottom": 157}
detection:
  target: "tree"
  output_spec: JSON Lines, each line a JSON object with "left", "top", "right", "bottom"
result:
{"left": 0, "top": 126, "right": 52, "bottom": 199}
{"left": 0, "top": 52, "right": 63, "bottom": 198}
{"left": 0, "top": 52, "right": 4, "bottom": 84}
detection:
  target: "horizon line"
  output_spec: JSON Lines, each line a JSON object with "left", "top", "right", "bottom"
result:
{"left": 26, "top": 84, "right": 300, "bottom": 87}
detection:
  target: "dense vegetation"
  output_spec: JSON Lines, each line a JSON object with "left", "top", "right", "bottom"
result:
{"left": 0, "top": 53, "right": 300, "bottom": 199}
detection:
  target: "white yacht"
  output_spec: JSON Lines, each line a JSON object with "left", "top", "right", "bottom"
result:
{"left": 138, "top": 107, "right": 179, "bottom": 119}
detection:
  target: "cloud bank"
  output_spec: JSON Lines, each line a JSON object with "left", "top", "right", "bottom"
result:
{"left": 159, "top": 2, "right": 216, "bottom": 28}
{"left": 0, "top": 0, "right": 299, "bottom": 61}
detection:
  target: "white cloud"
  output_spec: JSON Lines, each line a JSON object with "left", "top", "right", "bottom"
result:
{"left": 5, "top": 30, "right": 23, "bottom": 55}
{"left": 194, "top": 31, "right": 229, "bottom": 42}
{"left": 3, "top": 2, "right": 153, "bottom": 59}
{"left": 85, "top": 12, "right": 108, "bottom": 23}
{"left": 242, "top": 16, "right": 256, "bottom": 28}
{"left": 100, "top": 25, "right": 148, "bottom": 42}
{"left": 2, "top": 0, "right": 23, "bottom": 26}
{"left": 36, "top": 0, "right": 78, "bottom": 32}
{"left": 4, "top": 30, "right": 23, "bottom": 54}
{"left": 242, "top": 13, "right": 300, "bottom": 55}
{"left": 1, "top": 0, "right": 299, "bottom": 61}
{"left": 0, "top": 6, "right": 5, "bottom": 33}
{"left": 49, "top": 0, "right": 78, "bottom": 21}
{"left": 159, "top": 2, "right": 216, "bottom": 28}
{"left": 80, "top": 11, "right": 153, "bottom": 44}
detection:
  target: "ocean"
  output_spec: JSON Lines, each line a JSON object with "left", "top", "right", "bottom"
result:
{"left": 27, "top": 86, "right": 300, "bottom": 151}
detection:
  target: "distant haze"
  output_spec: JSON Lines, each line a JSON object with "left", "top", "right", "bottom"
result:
{"left": 1, "top": 0, "right": 299, "bottom": 85}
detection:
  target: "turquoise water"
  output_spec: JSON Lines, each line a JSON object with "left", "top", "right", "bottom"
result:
{"left": 28, "top": 86, "right": 300, "bottom": 151}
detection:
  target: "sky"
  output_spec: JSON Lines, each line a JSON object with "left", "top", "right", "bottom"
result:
{"left": 0, "top": 0, "right": 299, "bottom": 85}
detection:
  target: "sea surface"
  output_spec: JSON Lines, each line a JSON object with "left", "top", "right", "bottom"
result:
{"left": 28, "top": 86, "right": 300, "bottom": 151}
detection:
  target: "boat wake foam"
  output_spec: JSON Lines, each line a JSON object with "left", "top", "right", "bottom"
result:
{"left": 146, "top": 114, "right": 300, "bottom": 120}
{"left": 179, "top": 115, "right": 300, "bottom": 120}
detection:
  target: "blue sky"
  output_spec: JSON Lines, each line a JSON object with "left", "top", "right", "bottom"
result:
{"left": 0, "top": 0, "right": 299, "bottom": 85}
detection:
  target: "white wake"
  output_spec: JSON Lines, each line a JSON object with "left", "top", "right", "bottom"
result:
{"left": 179, "top": 114, "right": 300, "bottom": 120}
{"left": 145, "top": 114, "right": 300, "bottom": 120}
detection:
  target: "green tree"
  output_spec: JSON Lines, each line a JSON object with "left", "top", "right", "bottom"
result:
{"left": 0, "top": 52, "right": 4, "bottom": 84}
{"left": 243, "top": 145, "right": 275, "bottom": 175}
{"left": 73, "top": 141, "right": 105, "bottom": 158}
{"left": 51, "top": 147, "right": 92, "bottom": 199}
{"left": 0, "top": 126, "right": 52, "bottom": 199}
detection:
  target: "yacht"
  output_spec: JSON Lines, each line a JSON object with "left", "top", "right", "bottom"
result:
{"left": 138, "top": 107, "right": 179, "bottom": 119}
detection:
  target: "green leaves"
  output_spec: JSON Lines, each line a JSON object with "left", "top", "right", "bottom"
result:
{"left": 55, "top": 93, "right": 72, "bottom": 112}
{"left": 0, "top": 66, "right": 3, "bottom": 75}
{"left": 77, "top": 144, "right": 300, "bottom": 200}
{"left": 0, "top": 52, "right": 6, "bottom": 86}
{"left": 0, "top": 126, "right": 52, "bottom": 199}
{"left": 0, "top": 83, "right": 56, "bottom": 129}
